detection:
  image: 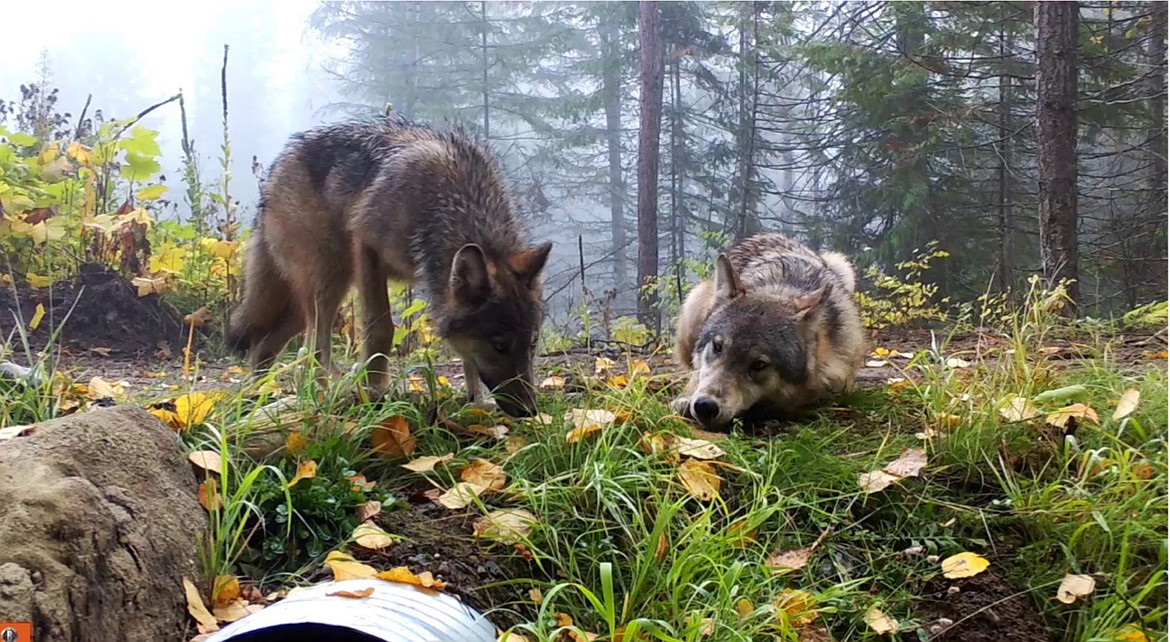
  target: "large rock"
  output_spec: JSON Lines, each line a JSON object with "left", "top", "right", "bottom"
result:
{"left": 0, "top": 407, "right": 207, "bottom": 642}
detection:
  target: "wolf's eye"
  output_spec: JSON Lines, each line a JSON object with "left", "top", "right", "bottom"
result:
{"left": 492, "top": 340, "right": 510, "bottom": 354}
{"left": 711, "top": 341, "right": 723, "bottom": 355}
{"left": 750, "top": 360, "right": 769, "bottom": 372}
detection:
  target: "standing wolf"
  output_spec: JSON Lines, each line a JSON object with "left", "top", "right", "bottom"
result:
{"left": 226, "top": 117, "right": 552, "bottom": 417}
{"left": 672, "top": 233, "right": 865, "bottom": 430}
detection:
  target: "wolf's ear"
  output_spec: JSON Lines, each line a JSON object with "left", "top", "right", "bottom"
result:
{"left": 450, "top": 243, "right": 491, "bottom": 303}
{"left": 792, "top": 284, "right": 831, "bottom": 321}
{"left": 507, "top": 242, "right": 552, "bottom": 287}
{"left": 714, "top": 254, "right": 745, "bottom": 301}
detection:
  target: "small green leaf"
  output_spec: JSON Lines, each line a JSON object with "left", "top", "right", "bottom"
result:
{"left": 8, "top": 132, "right": 39, "bottom": 147}
{"left": 136, "top": 184, "right": 169, "bottom": 201}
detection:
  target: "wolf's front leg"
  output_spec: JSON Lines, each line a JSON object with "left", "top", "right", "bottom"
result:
{"left": 462, "top": 358, "right": 499, "bottom": 412}
{"left": 670, "top": 371, "right": 699, "bottom": 417}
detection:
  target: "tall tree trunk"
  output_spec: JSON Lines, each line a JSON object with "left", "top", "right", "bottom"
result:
{"left": 996, "top": 9, "right": 1014, "bottom": 295}
{"left": 733, "top": 2, "right": 761, "bottom": 240}
{"left": 600, "top": 17, "right": 627, "bottom": 294}
{"left": 1035, "top": 1, "right": 1081, "bottom": 310}
{"left": 480, "top": 0, "right": 490, "bottom": 138}
{"left": 1141, "top": 3, "right": 1168, "bottom": 303}
{"left": 670, "top": 55, "right": 685, "bottom": 305}
{"left": 636, "top": 0, "right": 664, "bottom": 331}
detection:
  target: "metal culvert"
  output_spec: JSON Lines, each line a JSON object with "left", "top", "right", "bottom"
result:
{"left": 204, "top": 579, "right": 497, "bottom": 642}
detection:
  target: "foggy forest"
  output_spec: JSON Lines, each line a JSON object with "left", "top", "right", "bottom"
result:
{"left": 0, "top": 3, "right": 1166, "bottom": 642}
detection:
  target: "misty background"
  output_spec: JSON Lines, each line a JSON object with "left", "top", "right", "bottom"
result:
{"left": 2, "top": 1, "right": 1165, "bottom": 333}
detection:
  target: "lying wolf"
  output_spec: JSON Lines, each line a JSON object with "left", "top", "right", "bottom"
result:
{"left": 227, "top": 116, "right": 552, "bottom": 417}
{"left": 672, "top": 233, "right": 865, "bottom": 430}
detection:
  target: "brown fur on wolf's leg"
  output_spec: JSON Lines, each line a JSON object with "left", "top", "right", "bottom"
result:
{"left": 357, "top": 245, "right": 394, "bottom": 392}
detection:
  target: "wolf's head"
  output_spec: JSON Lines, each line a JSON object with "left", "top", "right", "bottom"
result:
{"left": 440, "top": 242, "right": 552, "bottom": 417}
{"left": 685, "top": 254, "right": 832, "bottom": 430}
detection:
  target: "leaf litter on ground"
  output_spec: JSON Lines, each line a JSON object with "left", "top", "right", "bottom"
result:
{"left": 859, "top": 448, "right": 927, "bottom": 494}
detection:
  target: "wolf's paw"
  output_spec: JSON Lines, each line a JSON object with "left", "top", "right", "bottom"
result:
{"left": 670, "top": 396, "right": 691, "bottom": 416}
{"left": 470, "top": 396, "right": 500, "bottom": 414}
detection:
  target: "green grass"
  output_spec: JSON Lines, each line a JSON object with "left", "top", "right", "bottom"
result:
{"left": 2, "top": 289, "right": 1166, "bottom": 642}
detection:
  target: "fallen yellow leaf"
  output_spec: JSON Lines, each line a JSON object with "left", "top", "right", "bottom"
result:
{"left": 212, "top": 575, "right": 240, "bottom": 608}
{"left": 349, "top": 474, "right": 376, "bottom": 492}
{"left": 765, "top": 547, "right": 812, "bottom": 572}
{"left": 26, "top": 272, "right": 53, "bottom": 288}
{"left": 376, "top": 566, "right": 447, "bottom": 590}
{"left": 401, "top": 453, "right": 454, "bottom": 473}
{"left": 198, "top": 479, "right": 223, "bottom": 512}
{"left": 859, "top": 470, "right": 900, "bottom": 494}
{"left": 437, "top": 482, "right": 486, "bottom": 510}
{"left": 287, "top": 460, "right": 318, "bottom": 488}
{"left": 1055, "top": 573, "right": 1096, "bottom": 604}
{"left": 863, "top": 605, "right": 898, "bottom": 635}
{"left": 188, "top": 451, "right": 224, "bottom": 476}
{"left": 594, "top": 357, "right": 616, "bottom": 375}
{"left": 352, "top": 521, "right": 395, "bottom": 550}
{"left": 675, "top": 437, "right": 726, "bottom": 460}
{"left": 355, "top": 500, "right": 382, "bottom": 522}
{"left": 773, "top": 589, "right": 818, "bottom": 626}
{"left": 87, "top": 376, "right": 124, "bottom": 401}
{"left": 540, "top": 375, "right": 566, "bottom": 390}
{"left": 285, "top": 431, "right": 307, "bottom": 456}
{"left": 28, "top": 303, "right": 45, "bottom": 331}
{"left": 883, "top": 448, "right": 928, "bottom": 478}
{"left": 565, "top": 408, "right": 616, "bottom": 442}
{"left": 473, "top": 508, "right": 538, "bottom": 544}
{"left": 175, "top": 391, "right": 224, "bottom": 429}
{"left": 999, "top": 396, "right": 1043, "bottom": 423}
{"left": 941, "top": 551, "right": 990, "bottom": 579}
{"left": 1114, "top": 625, "right": 1151, "bottom": 642}
{"left": 324, "top": 551, "right": 378, "bottom": 581}
{"left": 212, "top": 598, "right": 261, "bottom": 623}
{"left": 630, "top": 359, "right": 651, "bottom": 376}
{"left": 328, "top": 587, "right": 375, "bottom": 599}
{"left": 183, "top": 577, "right": 219, "bottom": 634}
{"left": 460, "top": 459, "right": 507, "bottom": 492}
{"left": 1046, "top": 403, "right": 1100, "bottom": 432}
{"left": 1112, "top": 389, "right": 1140, "bottom": 421}
{"left": 678, "top": 460, "right": 721, "bottom": 502}
{"left": 607, "top": 374, "right": 630, "bottom": 388}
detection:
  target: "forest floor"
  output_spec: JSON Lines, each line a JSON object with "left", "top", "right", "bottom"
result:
{"left": 1, "top": 282, "right": 1167, "bottom": 642}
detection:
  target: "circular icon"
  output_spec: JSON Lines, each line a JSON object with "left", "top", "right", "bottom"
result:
{"left": 1, "top": 626, "right": 18, "bottom": 642}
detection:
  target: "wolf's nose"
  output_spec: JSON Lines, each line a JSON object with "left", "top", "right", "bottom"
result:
{"left": 691, "top": 397, "right": 720, "bottom": 424}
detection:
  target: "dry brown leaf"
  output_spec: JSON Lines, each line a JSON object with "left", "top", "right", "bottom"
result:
{"left": 87, "top": 376, "right": 123, "bottom": 401}
{"left": 188, "top": 451, "right": 223, "bottom": 475}
{"left": 505, "top": 435, "right": 530, "bottom": 455}
{"left": 727, "top": 519, "right": 757, "bottom": 548}
{"left": 465, "top": 423, "right": 510, "bottom": 439}
{"left": 630, "top": 359, "right": 651, "bottom": 375}
{"left": 376, "top": 566, "right": 447, "bottom": 590}
{"left": 594, "top": 357, "right": 616, "bottom": 375}
{"left": 353, "top": 522, "right": 396, "bottom": 550}
{"left": 1046, "top": 403, "right": 1100, "bottom": 432}
{"left": 372, "top": 416, "right": 417, "bottom": 458}
{"left": 402, "top": 453, "right": 454, "bottom": 473}
{"left": 999, "top": 396, "right": 1043, "bottom": 423}
{"left": 324, "top": 551, "right": 378, "bottom": 581}
{"left": 1112, "top": 390, "right": 1140, "bottom": 421}
{"left": 859, "top": 470, "right": 900, "bottom": 494}
{"left": 765, "top": 547, "right": 812, "bottom": 572}
{"left": 941, "top": 551, "right": 990, "bottom": 578}
{"left": 797, "top": 624, "right": 835, "bottom": 642}
{"left": 675, "top": 437, "right": 726, "bottom": 460}
{"left": 655, "top": 532, "right": 669, "bottom": 560}
{"left": 773, "top": 589, "right": 818, "bottom": 626}
{"left": 734, "top": 598, "right": 754, "bottom": 619}
{"left": 528, "top": 587, "right": 544, "bottom": 603}
{"left": 638, "top": 432, "right": 678, "bottom": 463}
{"left": 212, "top": 598, "right": 260, "bottom": 623}
{"left": 438, "top": 482, "right": 487, "bottom": 509}
{"left": 184, "top": 307, "right": 214, "bottom": 328}
{"left": 678, "top": 460, "right": 721, "bottom": 502}
{"left": 473, "top": 508, "right": 538, "bottom": 544}
{"left": 288, "top": 460, "right": 318, "bottom": 488}
{"left": 349, "top": 473, "right": 376, "bottom": 492}
{"left": 565, "top": 408, "right": 616, "bottom": 442}
{"left": 198, "top": 479, "right": 223, "bottom": 512}
{"left": 183, "top": 577, "right": 219, "bottom": 634}
{"left": 540, "top": 375, "right": 566, "bottom": 390}
{"left": 461, "top": 459, "right": 507, "bottom": 492}
{"left": 883, "top": 448, "right": 928, "bottom": 478}
{"left": 328, "top": 587, "right": 376, "bottom": 599}
{"left": 1055, "top": 574, "right": 1096, "bottom": 604}
{"left": 863, "top": 605, "right": 898, "bottom": 635}
{"left": 355, "top": 500, "right": 383, "bottom": 522}
{"left": 212, "top": 575, "right": 240, "bottom": 608}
